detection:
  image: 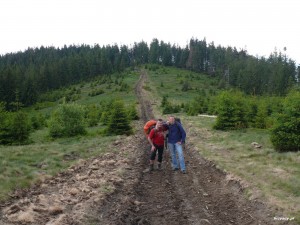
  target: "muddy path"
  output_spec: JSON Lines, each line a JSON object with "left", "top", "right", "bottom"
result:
{"left": 0, "top": 70, "right": 292, "bottom": 225}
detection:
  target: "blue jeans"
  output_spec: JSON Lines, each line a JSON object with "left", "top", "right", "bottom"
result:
{"left": 168, "top": 143, "right": 186, "bottom": 171}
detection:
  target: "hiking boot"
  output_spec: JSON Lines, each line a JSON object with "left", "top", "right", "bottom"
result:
{"left": 157, "top": 163, "right": 162, "bottom": 170}
{"left": 182, "top": 170, "right": 186, "bottom": 174}
{"left": 149, "top": 164, "right": 154, "bottom": 172}
{"left": 173, "top": 168, "right": 179, "bottom": 171}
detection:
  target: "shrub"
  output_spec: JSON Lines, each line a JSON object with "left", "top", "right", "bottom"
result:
{"left": 186, "top": 95, "right": 209, "bottom": 116}
{"left": 127, "top": 104, "right": 139, "bottom": 120}
{"left": 160, "top": 95, "right": 180, "bottom": 114}
{"left": 31, "top": 113, "right": 46, "bottom": 130}
{"left": 105, "top": 101, "right": 132, "bottom": 135}
{"left": 0, "top": 108, "right": 31, "bottom": 145}
{"left": 11, "top": 111, "right": 31, "bottom": 144}
{"left": 181, "top": 81, "right": 191, "bottom": 92}
{"left": 213, "top": 90, "right": 248, "bottom": 130}
{"left": 48, "top": 103, "right": 86, "bottom": 138}
{"left": 88, "top": 89, "right": 104, "bottom": 97}
{"left": 254, "top": 101, "right": 268, "bottom": 129}
{"left": 100, "top": 100, "right": 114, "bottom": 125}
{"left": 86, "top": 104, "right": 101, "bottom": 127}
{"left": 271, "top": 91, "right": 300, "bottom": 152}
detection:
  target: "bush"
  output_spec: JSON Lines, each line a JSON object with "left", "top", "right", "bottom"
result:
{"left": 0, "top": 108, "right": 31, "bottom": 145}
{"left": 11, "top": 111, "right": 31, "bottom": 144}
{"left": 271, "top": 91, "right": 300, "bottom": 152}
{"left": 186, "top": 95, "right": 209, "bottom": 116}
{"left": 88, "top": 89, "right": 105, "bottom": 97}
{"left": 161, "top": 96, "right": 180, "bottom": 114}
{"left": 127, "top": 104, "right": 139, "bottom": 120}
{"left": 162, "top": 104, "right": 180, "bottom": 114}
{"left": 31, "top": 113, "right": 46, "bottom": 130}
{"left": 254, "top": 101, "right": 268, "bottom": 129}
{"left": 100, "top": 100, "right": 114, "bottom": 125}
{"left": 86, "top": 104, "right": 101, "bottom": 127}
{"left": 105, "top": 101, "right": 132, "bottom": 135}
{"left": 213, "top": 90, "right": 248, "bottom": 130}
{"left": 48, "top": 103, "right": 86, "bottom": 138}
{"left": 181, "top": 81, "right": 191, "bottom": 92}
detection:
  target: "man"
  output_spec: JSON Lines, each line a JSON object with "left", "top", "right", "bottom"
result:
{"left": 147, "top": 119, "right": 167, "bottom": 171}
{"left": 167, "top": 116, "right": 187, "bottom": 174}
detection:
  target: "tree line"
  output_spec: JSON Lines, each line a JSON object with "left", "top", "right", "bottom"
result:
{"left": 0, "top": 38, "right": 299, "bottom": 109}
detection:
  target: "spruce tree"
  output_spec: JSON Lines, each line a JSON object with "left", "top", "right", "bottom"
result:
{"left": 271, "top": 91, "right": 300, "bottom": 152}
{"left": 106, "top": 101, "right": 132, "bottom": 135}
{"left": 214, "top": 91, "right": 248, "bottom": 130}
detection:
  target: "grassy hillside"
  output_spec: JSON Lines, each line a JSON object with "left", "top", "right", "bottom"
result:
{"left": 0, "top": 69, "right": 140, "bottom": 201}
{"left": 145, "top": 65, "right": 299, "bottom": 221}
{"left": 146, "top": 65, "right": 219, "bottom": 105}
{"left": 0, "top": 65, "right": 299, "bottom": 221}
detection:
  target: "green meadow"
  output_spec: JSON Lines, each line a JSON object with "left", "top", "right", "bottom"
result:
{"left": 0, "top": 65, "right": 299, "bottom": 222}
{"left": 146, "top": 65, "right": 300, "bottom": 221}
{"left": 0, "top": 69, "right": 140, "bottom": 201}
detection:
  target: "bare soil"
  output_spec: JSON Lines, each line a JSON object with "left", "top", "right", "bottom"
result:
{"left": 0, "top": 70, "right": 294, "bottom": 225}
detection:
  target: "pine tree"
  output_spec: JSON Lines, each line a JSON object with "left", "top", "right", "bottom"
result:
{"left": 106, "top": 101, "right": 132, "bottom": 135}
{"left": 214, "top": 91, "right": 248, "bottom": 130}
{"left": 271, "top": 91, "right": 300, "bottom": 152}
{"left": 127, "top": 104, "right": 139, "bottom": 120}
{"left": 11, "top": 111, "right": 31, "bottom": 144}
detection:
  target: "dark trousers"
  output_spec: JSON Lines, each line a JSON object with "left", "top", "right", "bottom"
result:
{"left": 150, "top": 145, "right": 164, "bottom": 163}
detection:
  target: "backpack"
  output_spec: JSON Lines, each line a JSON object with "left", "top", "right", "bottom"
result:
{"left": 143, "top": 120, "right": 157, "bottom": 137}
{"left": 175, "top": 117, "right": 181, "bottom": 124}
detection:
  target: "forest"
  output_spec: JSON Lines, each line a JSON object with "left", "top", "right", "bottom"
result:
{"left": 0, "top": 38, "right": 299, "bottom": 110}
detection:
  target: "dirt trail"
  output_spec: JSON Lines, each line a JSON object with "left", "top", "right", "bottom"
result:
{"left": 0, "top": 70, "right": 292, "bottom": 225}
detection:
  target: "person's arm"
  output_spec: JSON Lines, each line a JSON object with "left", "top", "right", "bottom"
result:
{"left": 175, "top": 123, "right": 186, "bottom": 144}
{"left": 148, "top": 130, "right": 156, "bottom": 151}
{"left": 179, "top": 125, "right": 186, "bottom": 143}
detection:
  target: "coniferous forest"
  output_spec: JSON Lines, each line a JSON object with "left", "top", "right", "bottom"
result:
{"left": 0, "top": 38, "right": 299, "bottom": 110}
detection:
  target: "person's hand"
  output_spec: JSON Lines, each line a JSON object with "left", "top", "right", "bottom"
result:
{"left": 151, "top": 146, "right": 156, "bottom": 152}
{"left": 177, "top": 141, "right": 182, "bottom": 145}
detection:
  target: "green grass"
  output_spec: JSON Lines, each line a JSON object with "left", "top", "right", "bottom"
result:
{"left": 0, "top": 69, "right": 140, "bottom": 201}
{"left": 147, "top": 66, "right": 219, "bottom": 105}
{"left": 2, "top": 65, "right": 299, "bottom": 221}
{"left": 25, "top": 69, "right": 140, "bottom": 115}
{"left": 144, "top": 65, "right": 299, "bottom": 220}
{"left": 181, "top": 114, "right": 300, "bottom": 220}
{"left": 0, "top": 126, "right": 120, "bottom": 201}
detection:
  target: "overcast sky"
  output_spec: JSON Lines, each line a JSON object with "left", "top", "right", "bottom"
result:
{"left": 1, "top": 0, "right": 299, "bottom": 64}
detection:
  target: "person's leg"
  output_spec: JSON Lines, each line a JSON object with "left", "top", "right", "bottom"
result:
{"left": 168, "top": 143, "right": 179, "bottom": 170}
{"left": 157, "top": 145, "right": 164, "bottom": 170}
{"left": 157, "top": 146, "right": 164, "bottom": 163}
{"left": 150, "top": 148, "right": 157, "bottom": 171}
{"left": 175, "top": 143, "right": 186, "bottom": 172}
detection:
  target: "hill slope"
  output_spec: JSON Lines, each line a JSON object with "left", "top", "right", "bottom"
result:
{"left": 0, "top": 70, "right": 293, "bottom": 225}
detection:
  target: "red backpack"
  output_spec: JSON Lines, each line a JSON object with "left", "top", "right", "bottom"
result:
{"left": 143, "top": 120, "right": 157, "bottom": 137}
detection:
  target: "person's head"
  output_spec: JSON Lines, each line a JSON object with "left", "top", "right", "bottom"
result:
{"left": 156, "top": 119, "right": 163, "bottom": 129}
{"left": 168, "top": 116, "right": 175, "bottom": 125}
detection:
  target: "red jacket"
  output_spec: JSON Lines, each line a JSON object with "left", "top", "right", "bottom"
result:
{"left": 148, "top": 127, "right": 166, "bottom": 146}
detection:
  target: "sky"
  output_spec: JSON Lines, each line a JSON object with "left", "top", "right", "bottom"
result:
{"left": 0, "top": 0, "right": 299, "bottom": 64}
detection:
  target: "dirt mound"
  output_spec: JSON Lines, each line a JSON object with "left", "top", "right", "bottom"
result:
{"left": 0, "top": 134, "right": 143, "bottom": 225}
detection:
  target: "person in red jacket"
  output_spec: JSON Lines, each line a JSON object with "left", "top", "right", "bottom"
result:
{"left": 147, "top": 119, "right": 167, "bottom": 171}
